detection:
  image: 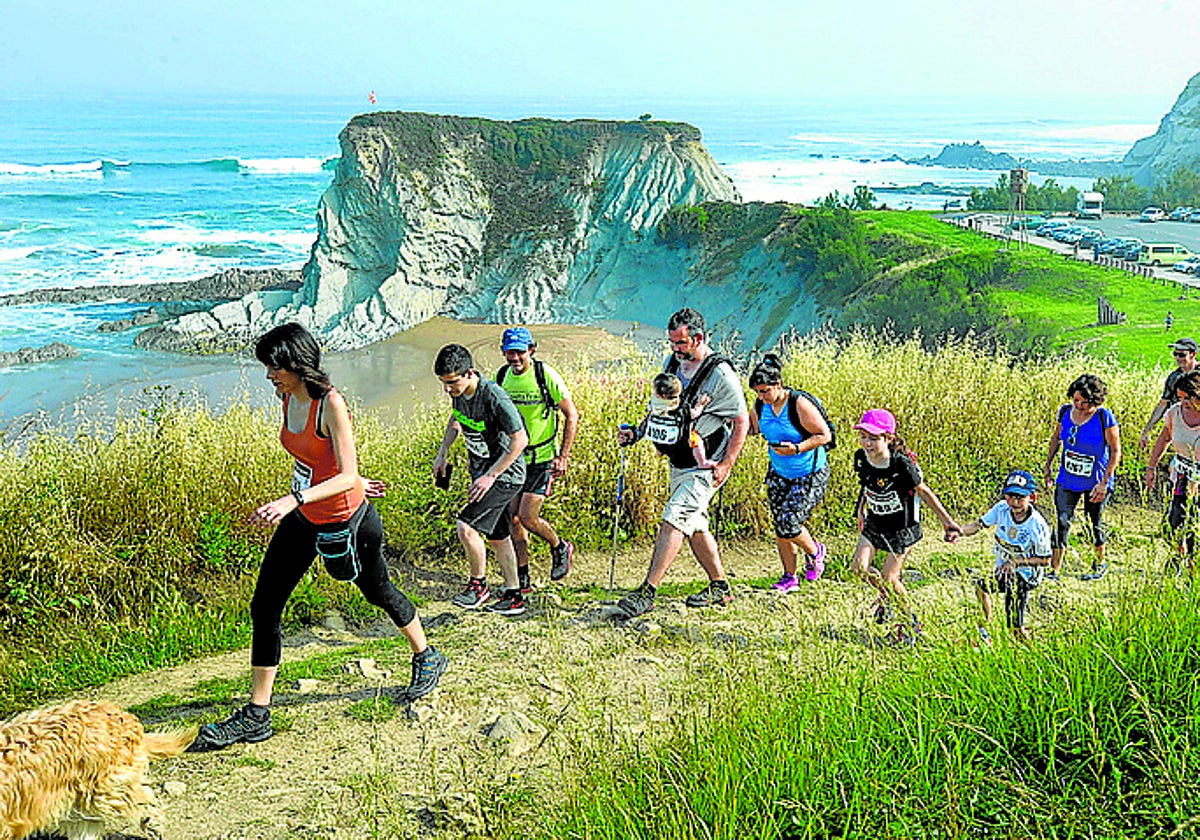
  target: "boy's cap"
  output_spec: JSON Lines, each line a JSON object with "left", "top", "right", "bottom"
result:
{"left": 501, "top": 326, "right": 535, "bottom": 352}
{"left": 854, "top": 408, "right": 896, "bottom": 436}
{"left": 1003, "top": 470, "right": 1036, "bottom": 496}
{"left": 1169, "top": 337, "right": 1198, "bottom": 352}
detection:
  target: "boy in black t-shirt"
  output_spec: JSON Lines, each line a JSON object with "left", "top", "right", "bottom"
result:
{"left": 433, "top": 344, "right": 529, "bottom": 616}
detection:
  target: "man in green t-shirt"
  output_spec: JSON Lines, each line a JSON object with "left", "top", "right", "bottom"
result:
{"left": 497, "top": 327, "right": 580, "bottom": 592}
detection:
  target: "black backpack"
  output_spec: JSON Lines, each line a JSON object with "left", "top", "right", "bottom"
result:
{"left": 496, "top": 360, "right": 557, "bottom": 418}
{"left": 753, "top": 388, "right": 837, "bottom": 451}
{"left": 496, "top": 359, "right": 560, "bottom": 458}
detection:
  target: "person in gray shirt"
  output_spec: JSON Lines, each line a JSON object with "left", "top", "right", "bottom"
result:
{"left": 433, "top": 343, "right": 529, "bottom": 616}
{"left": 616, "top": 308, "right": 749, "bottom": 616}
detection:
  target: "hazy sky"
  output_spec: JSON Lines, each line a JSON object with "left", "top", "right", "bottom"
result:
{"left": 3, "top": 0, "right": 1198, "bottom": 110}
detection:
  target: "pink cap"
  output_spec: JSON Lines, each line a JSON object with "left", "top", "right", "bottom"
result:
{"left": 854, "top": 408, "right": 896, "bottom": 436}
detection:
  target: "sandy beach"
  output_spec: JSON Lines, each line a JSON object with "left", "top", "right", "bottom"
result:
{"left": 320, "top": 317, "right": 661, "bottom": 418}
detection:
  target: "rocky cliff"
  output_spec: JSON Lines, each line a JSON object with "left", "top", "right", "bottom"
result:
{"left": 1122, "top": 71, "right": 1200, "bottom": 185}
{"left": 140, "top": 113, "right": 748, "bottom": 353}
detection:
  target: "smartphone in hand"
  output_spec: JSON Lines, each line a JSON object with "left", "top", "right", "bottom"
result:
{"left": 434, "top": 463, "right": 453, "bottom": 490}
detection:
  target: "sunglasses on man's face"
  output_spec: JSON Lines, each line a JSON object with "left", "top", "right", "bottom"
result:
{"left": 1175, "top": 351, "right": 1191, "bottom": 359}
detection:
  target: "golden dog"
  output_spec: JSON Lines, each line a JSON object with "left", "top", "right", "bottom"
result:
{"left": 0, "top": 699, "right": 195, "bottom": 840}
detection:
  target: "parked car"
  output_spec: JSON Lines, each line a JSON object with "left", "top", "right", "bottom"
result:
{"left": 1187, "top": 210, "right": 1200, "bottom": 223}
{"left": 1119, "top": 239, "right": 1145, "bottom": 260}
{"left": 1140, "top": 207, "right": 1167, "bottom": 222}
{"left": 1036, "top": 220, "right": 1069, "bottom": 236}
{"left": 1055, "top": 226, "right": 1087, "bottom": 243}
{"left": 1173, "top": 256, "right": 1200, "bottom": 275}
{"left": 1170, "top": 206, "right": 1194, "bottom": 221}
{"left": 1138, "top": 243, "right": 1193, "bottom": 267}
{"left": 1079, "top": 229, "right": 1106, "bottom": 248}
{"left": 1010, "top": 215, "right": 1048, "bottom": 230}
{"left": 1096, "top": 237, "right": 1126, "bottom": 255}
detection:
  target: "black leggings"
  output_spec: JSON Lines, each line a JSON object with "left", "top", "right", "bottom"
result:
{"left": 1052, "top": 485, "right": 1107, "bottom": 549}
{"left": 249, "top": 503, "right": 416, "bottom": 666}
{"left": 1167, "top": 473, "right": 1200, "bottom": 554}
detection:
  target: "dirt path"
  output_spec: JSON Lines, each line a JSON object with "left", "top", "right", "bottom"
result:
{"left": 85, "top": 527, "right": 1153, "bottom": 840}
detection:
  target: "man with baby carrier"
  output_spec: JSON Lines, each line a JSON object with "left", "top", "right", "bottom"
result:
{"left": 615, "top": 307, "right": 749, "bottom": 617}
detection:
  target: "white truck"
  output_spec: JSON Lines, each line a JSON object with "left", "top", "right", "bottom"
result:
{"left": 1077, "top": 191, "right": 1104, "bottom": 219}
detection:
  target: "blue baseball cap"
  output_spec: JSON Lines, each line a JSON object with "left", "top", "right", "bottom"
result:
{"left": 1003, "top": 470, "right": 1036, "bottom": 496}
{"left": 501, "top": 326, "right": 534, "bottom": 352}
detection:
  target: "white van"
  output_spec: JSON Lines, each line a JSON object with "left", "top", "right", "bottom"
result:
{"left": 1138, "top": 243, "right": 1193, "bottom": 266}
{"left": 1076, "top": 191, "right": 1104, "bottom": 219}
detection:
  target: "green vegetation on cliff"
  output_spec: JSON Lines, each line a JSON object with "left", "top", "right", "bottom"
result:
{"left": 343, "top": 112, "right": 702, "bottom": 262}
{"left": 659, "top": 203, "right": 1196, "bottom": 364}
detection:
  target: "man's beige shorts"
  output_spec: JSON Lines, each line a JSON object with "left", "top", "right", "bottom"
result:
{"left": 662, "top": 467, "right": 717, "bottom": 536}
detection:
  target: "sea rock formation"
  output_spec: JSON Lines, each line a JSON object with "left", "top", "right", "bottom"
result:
{"left": 1122, "top": 70, "right": 1200, "bottom": 185}
{"left": 140, "top": 113, "right": 744, "bottom": 352}
{"left": 0, "top": 342, "right": 78, "bottom": 368}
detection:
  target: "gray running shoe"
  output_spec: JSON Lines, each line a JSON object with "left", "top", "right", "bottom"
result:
{"left": 485, "top": 589, "right": 527, "bottom": 616}
{"left": 451, "top": 578, "right": 490, "bottom": 609}
{"left": 617, "top": 582, "right": 656, "bottom": 617}
{"left": 189, "top": 703, "right": 272, "bottom": 751}
{"left": 402, "top": 646, "right": 448, "bottom": 701}
{"left": 550, "top": 539, "right": 574, "bottom": 581}
{"left": 684, "top": 581, "right": 733, "bottom": 608}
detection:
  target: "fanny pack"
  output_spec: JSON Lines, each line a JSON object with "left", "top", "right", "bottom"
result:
{"left": 316, "top": 501, "right": 370, "bottom": 582}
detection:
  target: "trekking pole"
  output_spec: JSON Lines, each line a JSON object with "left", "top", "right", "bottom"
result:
{"left": 609, "top": 435, "right": 630, "bottom": 592}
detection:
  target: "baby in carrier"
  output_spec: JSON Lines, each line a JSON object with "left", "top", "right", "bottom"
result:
{"left": 638, "top": 372, "right": 717, "bottom": 469}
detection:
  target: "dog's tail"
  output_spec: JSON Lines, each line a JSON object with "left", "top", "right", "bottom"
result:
{"left": 143, "top": 726, "right": 199, "bottom": 759}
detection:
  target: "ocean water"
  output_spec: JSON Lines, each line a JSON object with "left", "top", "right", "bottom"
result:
{"left": 0, "top": 93, "right": 1161, "bottom": 427}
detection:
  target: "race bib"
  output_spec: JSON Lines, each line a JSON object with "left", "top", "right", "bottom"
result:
{"left": 1062, "top": 449, "right": 1095, "bottom": 478}
{"left": 865, "top": 489, "right": 903, "bottom": 516}
{"left": 1176, "top": 456, "right": 1200, "bottom": 482}
{"left": 464, "top": 432, "right": 490, "bottom": 460}
{"left": 645, "top": 414, "right": 683, "bottom": 446}
{"left": 291, "top": 461, "right": 313, "bottom": 493}
{"left": 994, "top": 539, "right": 1027, "bottom": 564}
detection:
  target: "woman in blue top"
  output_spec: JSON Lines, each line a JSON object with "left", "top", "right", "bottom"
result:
{"left": 1043, "top": 374, "right": 1121, "bottom": 580}
{"left": 748, "top": 354, "right": 831, "bottom": 592}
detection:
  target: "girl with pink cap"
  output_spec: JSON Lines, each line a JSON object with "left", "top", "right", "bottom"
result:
{"left": 851, "top": 408, "right": 962, "bottom": 645}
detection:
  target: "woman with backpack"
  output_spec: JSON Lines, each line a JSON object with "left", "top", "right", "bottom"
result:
{"left": 749, "top": 354, "right": 833, "bottom": 591}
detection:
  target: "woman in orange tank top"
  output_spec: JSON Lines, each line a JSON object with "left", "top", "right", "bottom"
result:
{"left": 191, "top": 323, "right": 447, "bottom": 752}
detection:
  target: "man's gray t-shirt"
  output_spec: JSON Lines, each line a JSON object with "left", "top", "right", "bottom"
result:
{"left": 674, "top": 356, "right": 748, "bottom": 464}
{"left": 452, "top": 379, "right": 527, "bottom": 485}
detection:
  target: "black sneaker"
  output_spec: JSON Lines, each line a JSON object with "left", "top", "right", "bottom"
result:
{"left": 684, "top": 581, "right": 733, "bottom": 608}
{"left": 484, "top": 588, "right": 527, "bottom": 616}
{"left": 550, "top": 539, "right": 574, "bottom": 581}
{"left": 402, "top": 646, "right": 448, "bottom": 701}
{"left": 451, "top": 578, "right": 490, "bottom": 609}
{"left": 518, "top": 566, "right": 533, "bottom": 595}
{"left": 617, "top": 582, "right": 656, "bottom": 617}
{"left": 872, "top": 598, "right": 894, "bottom": 625}
{"left": 1081, "top": 563, "right": 1108, "bottom": 581}
{"left": 189, "top": 703, "right": 272, "bottom": 751}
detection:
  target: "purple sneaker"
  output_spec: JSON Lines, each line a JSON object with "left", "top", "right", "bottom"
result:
{"left": 804, "top": 542, "right": 827, "bottom": 582}
{"left": 771, "top": 572, "right": 799, "bottom": 593}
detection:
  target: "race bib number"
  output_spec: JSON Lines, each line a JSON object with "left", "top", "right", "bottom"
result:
{"left": 645, "top": 414, "right": 682, "bottom": 446}
{"left": 1062, "top": 450, "right": 1095, "bottom": 478}
{"left": 865, "top": 489, "right": 903, "bottom": 516}
{"left": 464, "top": 432, "right": 490, "bottom": 460}
{"left": 291, "top": 461, "right": 313, "bottom": 493}
{"left": 994, "top": 539, "right": 1027, "bottom": 564}
{"left": 1176, "top": 456, "right": 1200, "bottom": 482}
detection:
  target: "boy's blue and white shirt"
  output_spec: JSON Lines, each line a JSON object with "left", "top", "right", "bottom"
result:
{"left": 979, "top": 501, "right": 1052, "bottom": 582}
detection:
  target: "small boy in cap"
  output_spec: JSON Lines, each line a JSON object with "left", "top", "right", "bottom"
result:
{"left": 958, "top": 470, "right": 1052, "bottom": 642}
